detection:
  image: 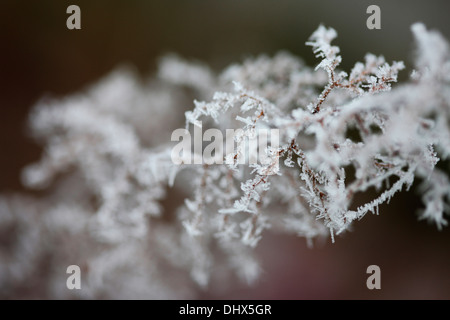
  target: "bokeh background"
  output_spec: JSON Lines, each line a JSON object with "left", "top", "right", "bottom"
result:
{"left": 1, "top": 0, "right": 449, "bottom": 299}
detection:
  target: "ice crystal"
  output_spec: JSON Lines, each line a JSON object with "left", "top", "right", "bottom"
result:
{"left": 1, "top": 23, "right": 449, "bottom": 298}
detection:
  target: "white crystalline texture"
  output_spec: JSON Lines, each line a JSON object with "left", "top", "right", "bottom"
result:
{"left": 1, "top": 23, "right": 450, "bottom": 298}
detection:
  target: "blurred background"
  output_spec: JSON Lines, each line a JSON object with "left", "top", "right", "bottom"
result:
{"left": 1, "top": 0, "right": 449, "bottom": 299}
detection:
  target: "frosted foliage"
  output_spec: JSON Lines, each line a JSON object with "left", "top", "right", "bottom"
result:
{"left": 1, "top": 23, "right": 449, "bottom": 298}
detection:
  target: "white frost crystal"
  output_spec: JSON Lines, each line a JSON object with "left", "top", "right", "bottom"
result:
{"left": 1, "top": 23, "right": 449, "bottom": 298}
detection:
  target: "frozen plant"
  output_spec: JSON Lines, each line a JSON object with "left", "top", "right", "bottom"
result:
{"left": 1, "top": 23, "right": 449, "bottom": 298}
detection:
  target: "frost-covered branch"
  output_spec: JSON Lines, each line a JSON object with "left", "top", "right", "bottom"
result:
{"left": 1, "top": 23, "right": 449, "bottom": 298}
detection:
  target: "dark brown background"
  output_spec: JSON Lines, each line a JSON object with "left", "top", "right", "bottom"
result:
{"left": 1, "top": 0, "right": 449, "bottom": 299}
